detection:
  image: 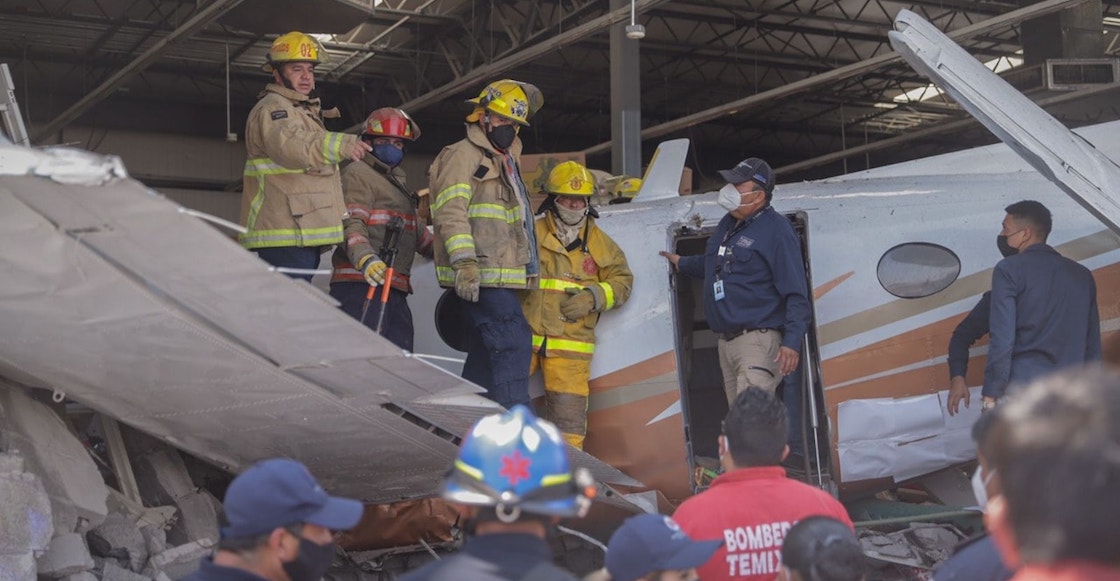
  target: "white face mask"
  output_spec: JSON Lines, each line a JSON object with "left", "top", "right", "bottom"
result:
{"left": 717, "top": 184, "right": 742, "bottom": 212}
{"left": 555, "top": 204, "right": 587, "bottom": 226}
{"left": 972, "top": 465, "right": 994, "bottom": 508}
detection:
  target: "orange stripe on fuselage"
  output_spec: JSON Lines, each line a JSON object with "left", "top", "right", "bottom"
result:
{"left": 589, "top": 351, "right": 677, "bottom": 391}
{"left": 814, "top": 271, "right": 854, "bottom": 300}
{"left": 821, "top": 262, "right": 1120, "bottom": 390}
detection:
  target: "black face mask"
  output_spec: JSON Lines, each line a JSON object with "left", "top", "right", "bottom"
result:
{"left": 282, "top": 537, "right": 336, "bottom": 581}
{"left": 487, "top": 124, "right": 517, "bottom": 151}
{"left": 996, "top": 234, "right": 1018, "bottom": 258}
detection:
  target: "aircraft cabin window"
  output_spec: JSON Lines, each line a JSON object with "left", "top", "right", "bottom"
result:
{"left": 877, "top": 243, "right": 961, "bottom": 299}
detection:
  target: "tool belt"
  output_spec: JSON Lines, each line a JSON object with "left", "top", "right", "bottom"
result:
{"left": 719, "top": 327, "right": 776, "bottom": 342}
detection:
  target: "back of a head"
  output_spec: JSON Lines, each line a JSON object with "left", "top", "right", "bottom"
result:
{"left": 724, "top": 386, "right": 788, "bottom": 467}
{"left": 1004, "top": 200, "right": 1052, "bottom": 241}
{"left": 781, "top": 517, "right": 864, "bottom": 581}
{"left": 987, "top": 366, "right": 1120, "bottom": 565}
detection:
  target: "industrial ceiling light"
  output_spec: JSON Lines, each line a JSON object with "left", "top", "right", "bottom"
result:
{"left": 625, "top": 0, "right": 645, "bottom": 39}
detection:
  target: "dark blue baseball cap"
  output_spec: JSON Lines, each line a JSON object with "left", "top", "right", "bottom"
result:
{"left": 222, "top": 458, "right": 364, "bottom": 539}
{"left": 606, "top": 514, "right": 722, "bottom": 581}
{"left": 718, "top": 157, "right": 775, "bottom": 195}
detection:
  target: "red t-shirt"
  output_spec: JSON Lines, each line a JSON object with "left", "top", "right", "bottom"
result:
{"left": 1011, "top": 562, "right": 1120, "bottom": 581}
{"left": 672, "top": 466, "right": 853, "bottom": 581}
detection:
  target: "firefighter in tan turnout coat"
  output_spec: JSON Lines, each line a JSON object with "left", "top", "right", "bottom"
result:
{"left": 429, "top": 79, "right": 544, "bottom": 409}
{"left": 522, "top": 161, "right": 633, "bottom": 449}
{"left": 239, "top": 31, "right": 370, "bottom": 279}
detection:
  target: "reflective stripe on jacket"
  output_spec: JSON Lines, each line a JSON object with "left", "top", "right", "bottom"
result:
{"left": 429, "top": 124, "right": 535, "bottom": 289}
{"left": 239, "top": 84, "right": 358, "bottom": 249}
{"left": 521, "top": 213, "right": 633, "bottom": 360}
{"left": 330, "top": 156, "right": 433, "bottom": 292}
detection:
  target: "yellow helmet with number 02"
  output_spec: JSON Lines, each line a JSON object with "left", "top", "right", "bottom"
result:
{"left": 466, "top": 79, "right": 543, "bottom": 126}
{"left": 263, "top": 31, "right": 327, "bottom": 73}
{"left": 546, "top": 161, "right": 595, "bottom": 197}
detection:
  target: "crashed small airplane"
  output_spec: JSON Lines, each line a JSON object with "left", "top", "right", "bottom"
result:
{"left": 0, "top": 9, "right": 1118, "bottom": 548}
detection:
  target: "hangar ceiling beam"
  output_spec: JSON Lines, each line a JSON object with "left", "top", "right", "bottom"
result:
{"left": 33, "top": 0, "right": 245, "bottom": 144}
{"left": 326, "top": 0, "right": 443, "bottom": 81}
{"left": 393, "top": 0, "right": 674, "bottom": 121}
{"left": 776, "top": 82, "right": 1120, "bottom": 174}
{"left": 583, "top": 0, "right": 1090, "bottom": 156}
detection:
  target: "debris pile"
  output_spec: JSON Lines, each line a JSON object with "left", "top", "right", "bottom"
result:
{"left": 0, "top": 381, "right": 221, "bottom": 581}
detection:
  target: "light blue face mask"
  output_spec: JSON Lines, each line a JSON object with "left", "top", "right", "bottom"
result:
{"left": 372, "top": 143, "right": 404, "bottom": 167}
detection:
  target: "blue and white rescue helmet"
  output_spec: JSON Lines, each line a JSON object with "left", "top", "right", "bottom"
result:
{"left": 443, "top": 405, "right": 595, "bottom": 521}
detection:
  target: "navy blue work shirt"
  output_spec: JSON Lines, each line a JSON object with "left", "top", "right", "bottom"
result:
{"left": 181, "top": 558, "right": 269, "bottom": 581}
{"left": 397, "top": 532, "right": 579, "bottom": 581}
{"left": 983, "top": 243, "right": 1101, "bottom": 399}
{"left": 948, "top": 291, "right": 991, "bottom": 379}
{"left": 678, "top": 206, "right": 810, "bottom": 352}
{"left": 931, "top": 533, "right": 1014, "bottom": 581}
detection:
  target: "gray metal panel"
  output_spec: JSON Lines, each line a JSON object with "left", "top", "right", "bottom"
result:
{"left": 0, "top": 155, "right": 646, "bottom": 502}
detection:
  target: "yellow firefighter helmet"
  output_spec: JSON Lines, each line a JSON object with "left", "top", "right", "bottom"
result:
{"left": 546, "top": 161, "right": 595, "bottom": 197}
{"left": 612, "top": 176, "right": 643, "bottom": 199}
{"left": 466, "top": 79, "right": 543, "bottom": 126}
{"left": 263, "top": 31, "right": 327, "bottom": 73}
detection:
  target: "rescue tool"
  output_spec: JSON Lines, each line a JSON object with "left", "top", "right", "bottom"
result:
{"left": 360, "top": 215, "right": 405, "bottom": 330}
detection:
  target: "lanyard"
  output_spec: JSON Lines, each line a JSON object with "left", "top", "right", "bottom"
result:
{"left": 716, "top": 206, "right": 768, "bottom": 280}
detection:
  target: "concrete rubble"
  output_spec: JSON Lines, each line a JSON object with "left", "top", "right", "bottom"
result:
{"left": 0, "top": 380, "right": 224, "bottom": 581}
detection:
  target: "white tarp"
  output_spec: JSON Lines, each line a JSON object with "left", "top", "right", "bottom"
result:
{"left": 837, "top": 387, "right": 980, "bottom": 482}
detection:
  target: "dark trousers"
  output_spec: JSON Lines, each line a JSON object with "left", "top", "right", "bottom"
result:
{"left": 253, "top": 247, "right": 321, "bottom": 282}
{"left": 330, "top": 282, "right": 414, "bottom": 352}
{"left": 461, "top": 288, "right": 532, "bottom": 409}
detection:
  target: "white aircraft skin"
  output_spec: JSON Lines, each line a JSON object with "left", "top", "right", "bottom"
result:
{"left": 411, "top": 120, "right": 1120, "bottom": 501}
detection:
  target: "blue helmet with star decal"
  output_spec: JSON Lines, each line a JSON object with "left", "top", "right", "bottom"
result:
{"left": 443, "top": 405, "right": 595, "bottom": 521}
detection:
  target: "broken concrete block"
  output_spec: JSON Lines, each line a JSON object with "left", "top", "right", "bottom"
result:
{"left": 139, "top": 525, "right": 168, "bottom": 560}
{"left": 148, "top": 539, "right": 213, "bottom": 580}
{"left": 101, "top": 561, "right": 151, "bottom": 581}
{"left": 0, "top": 451, "right": 24, "bottom": 473}
{"left": 60, "top": 573, "right": 98, "bottom": 581}
{"left": 88, "top": 513, "right": 148, "bottom": 572}
{"left": 0, "top": 384, "right": 108, "bottom": 533}
{"left": 0, "top": 470, "right": 53, "bottom": 555}
{"left": 35, "top": 533, "right": 94, "bottom": 578}
{"left": 131, "top": 450, "right": 218, "bottom": 545}
{"left": 0, "top": 552, "right": 36, "bottom": 581}
{"left": 165, "top": 491, "right": 219, "bottom": 546}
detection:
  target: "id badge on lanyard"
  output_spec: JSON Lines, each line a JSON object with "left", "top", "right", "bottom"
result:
{"left": 714, "top": 244, "right": 729, "bottom": 301}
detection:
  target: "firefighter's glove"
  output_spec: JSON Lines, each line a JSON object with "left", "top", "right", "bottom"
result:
{"left": 452, "top": 259, "right": 480, "bottom": 303}
{"left": 357, "top": 255, "right": 388, "bottom": 286}
{"left": 560, "top": 289, "right": 596, "bottom": 320}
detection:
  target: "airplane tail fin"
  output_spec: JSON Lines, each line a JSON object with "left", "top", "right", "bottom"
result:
{"left": 633, "top": 138, "right": 690, "bottom": 202}
{"left": 889, "top": 9, "right": 1120, "bottom": 233}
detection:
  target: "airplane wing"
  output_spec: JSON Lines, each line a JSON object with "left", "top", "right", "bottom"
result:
{"left": 0, "top": 143, "right": 641, "bottom": 503}
{"left": 889, "top": 9, "right": 1120, "bottom": 234}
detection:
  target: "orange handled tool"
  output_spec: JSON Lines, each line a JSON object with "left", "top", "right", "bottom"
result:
{"left": 359, "top": 216, "right": 405, "bottom": 331}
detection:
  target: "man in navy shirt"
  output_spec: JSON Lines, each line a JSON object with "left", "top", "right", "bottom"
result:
{"left": 661, "top": 157, "right": 810, "bottom": 405}
{"left": 184, "top": 459, "right": 364, "bottom": 581}
{"left": 982, "top": 200, "right": 1101, "bottom": 410}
